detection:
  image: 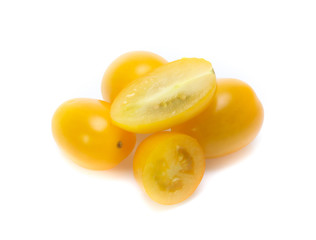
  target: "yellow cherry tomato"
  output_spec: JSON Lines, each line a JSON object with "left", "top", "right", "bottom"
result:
{"left": 111, "top": 58, "right": 217, "bottom": 133}
{"left": 172, "top": 78, "right": 264, "bottom": 158}
{"left": 52, "top": 98, "right": 136, "bottom": 170}
{"left": 101, "top": 51, "right": 167, "bottom": 102}
{"left": 133, "top": 132, "right": 205, "bottom": 205}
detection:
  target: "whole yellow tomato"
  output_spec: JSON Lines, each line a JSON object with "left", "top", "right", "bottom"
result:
{"left": 101, "top": 51, "right": 167, "bottom": 102}
{"left": 52, "top": 98, "right": 136, "bottom": 170}
{"left": 172, "top": 78, "right": 264, "bottom": 158}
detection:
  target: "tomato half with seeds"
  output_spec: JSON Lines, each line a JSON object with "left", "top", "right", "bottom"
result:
{"left": 133, "top": 132, "right": 205, "bottom": 205}
{"left": 101, "top": 51, "right": 167, "bottom": 102}
{"left": 111, "top": 58, "right": 217, "bottom": 133}
{"left": 172, "top": 78, "right": 264, "bottom": 158}
{"left": 52, "top": 98, "right": 136, "bottom": 170}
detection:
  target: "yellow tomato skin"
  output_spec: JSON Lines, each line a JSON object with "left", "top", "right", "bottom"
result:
{"left": 52, "top": 98, "right": 136, "bottom": 170}
{"left": 101, "top": 51, "right": 167, "bottom": 102}
{"left": 172, "top": 78, "right": 264, "bottom": 158}
{"left": 133, "top": 132, "right": 205, "bottom": 205}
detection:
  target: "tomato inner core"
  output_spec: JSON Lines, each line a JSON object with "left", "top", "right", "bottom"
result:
{"left": 153, "top": 146, "right": 194, "bottom": 192}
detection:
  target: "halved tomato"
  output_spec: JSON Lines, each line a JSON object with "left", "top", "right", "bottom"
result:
{"left": 133, "top": 132, "right": 205, "bottom": 205}
{"left": 110, "top": 58, "right": 216, "bottom": 133}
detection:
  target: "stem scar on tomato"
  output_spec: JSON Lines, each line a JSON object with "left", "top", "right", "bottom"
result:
{"left": 117, "top": 141, "right": 123, "bottom": 148}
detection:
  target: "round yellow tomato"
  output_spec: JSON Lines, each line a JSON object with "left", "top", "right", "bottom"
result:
{"left": 52, "top": 98, "right": 136, "bottom": 170}
{"left": 101, "top": 51, "right": 167, "bottom": 102}
{"left": 133, "top": 132, "right": 205, "bottom": 205}
{"left": 111, "top": 58, "right": 217, "bottom": 133}
{"left": 172, "top": 78, "right": 264, "bottom": 158}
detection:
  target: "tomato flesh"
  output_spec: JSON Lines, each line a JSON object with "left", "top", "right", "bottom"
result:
{"left": 111, "top": 58, "right": 216, "bottom": 133}
{"left": 133, "top": 132, "right": 205, "bottom": 205}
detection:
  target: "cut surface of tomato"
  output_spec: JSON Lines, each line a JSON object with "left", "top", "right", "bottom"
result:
{"left": 110, "top": 58, "right": 216, "bottom": 133}
{"left": 133, "top": 132, "right": 205, "bottom": 205}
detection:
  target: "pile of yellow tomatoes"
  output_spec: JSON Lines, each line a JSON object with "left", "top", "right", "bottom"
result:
{"left": 52, "top": 51, "right": 264, "bottom": 205}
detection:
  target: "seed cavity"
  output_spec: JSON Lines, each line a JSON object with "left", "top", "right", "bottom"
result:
{"left": 153, "top": 93, "right": 190, "bottom": 112}
{"left": 153, "top": 147, "right": 194, "bottom": 192}
{"left": 176, "top": 146, "right": 194, "bottom": 174}
{"left": 154, "top": 173, "right": 184, "bottom": 192}
{"left": 159, "top": 102, "right": 167, "bottom": 107}
{"left": 179, "top": 94, "right": 187, "bottom": 100}
{"left": 153, "top": 159, "right": 184, "bottom": 192}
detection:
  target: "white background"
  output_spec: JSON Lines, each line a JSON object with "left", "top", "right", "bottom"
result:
{"left": 1, "top": 0, "right": 315, "bottom": 239}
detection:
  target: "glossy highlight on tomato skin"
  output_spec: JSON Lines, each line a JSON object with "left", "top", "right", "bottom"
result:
{"left": 52, "top": 98, "right": 136, "bottom": 170}
{"left": 172, "top": 78, "right": 264, "bottom": 158}
{"left": 133, "top": 132, "right": 205, "bottom": 205}
{"left": 101, "top": 51, "right": 167, "bottom": 102}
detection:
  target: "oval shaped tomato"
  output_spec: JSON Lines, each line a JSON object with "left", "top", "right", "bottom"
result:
{"left": 101, "top": 51, "right": 167, "bottom": 102}
{"left": 172, "top": 78, "right": 264, "bottom": 158}
{"left": 111, "top": 58, "right": 217, "bottom": 133}
{"left": 52, "top": 98, "right": 136, "bottom": 170}
{"left": 133, "top": 132, "right": 205, "bottom": 205}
